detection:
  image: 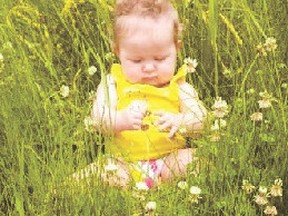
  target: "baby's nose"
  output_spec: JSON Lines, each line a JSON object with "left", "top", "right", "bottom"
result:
{"left": 142, "top": 62, "right": 155, "bottom": 73}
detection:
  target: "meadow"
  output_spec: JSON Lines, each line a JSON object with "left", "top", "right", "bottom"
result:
{"left": 0, "top": 0, "right": 287, "bottom": 215}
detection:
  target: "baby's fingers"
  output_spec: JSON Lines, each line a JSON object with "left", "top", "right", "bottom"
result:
{"left": 168, "top": 126, "right": 178, "bottom": 138}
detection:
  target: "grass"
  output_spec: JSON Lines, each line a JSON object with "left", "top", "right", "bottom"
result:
{"left": 0, "top": 0, "right": 287, "bottom": 215}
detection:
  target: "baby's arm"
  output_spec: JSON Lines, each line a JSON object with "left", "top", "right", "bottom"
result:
{"left": 178, "top": 82, "right": 207, "bottom": 136}
{"left": 91, "top": 75, "right": 146, "bottom": 133}
{"left": 154, "top": 82, "right": 207, "bottom": 138}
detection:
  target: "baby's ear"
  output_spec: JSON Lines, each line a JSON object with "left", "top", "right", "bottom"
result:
{"left": 111, "top": 41, "right": 119, "bottom": 56}
{"left": 176, "top": 39, "right": 182, "bottom": 50}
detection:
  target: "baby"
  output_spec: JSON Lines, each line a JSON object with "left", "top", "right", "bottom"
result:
{"left": 91, "top": 0, "right": 207, "bottom": 188}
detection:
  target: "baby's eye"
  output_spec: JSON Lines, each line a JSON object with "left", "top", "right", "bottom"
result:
{"left": 130, "top": 59, "right": 141, "bottom": 63}
{"left": 154, "top": 56, "right": 166, "bottom": 61}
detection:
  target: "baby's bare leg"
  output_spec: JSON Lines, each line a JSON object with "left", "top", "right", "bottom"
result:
{"left": 101, "top": 158, "right": 131, "bottom": 188}
{"left": 160, "top": 148, "right": 195, "bottom": 181}
{"left": 71, "top": 158, "right": 131, "bottom": 188}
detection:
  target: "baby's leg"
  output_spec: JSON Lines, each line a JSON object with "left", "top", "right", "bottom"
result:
{"left": 160, "top": 148, "right": 195, "bottom": 181}
{"left": 70, "top": 158, "right": 131, "bottom": 188}
{"left": 101, "top": 158, "right": 131, "bottom": 188}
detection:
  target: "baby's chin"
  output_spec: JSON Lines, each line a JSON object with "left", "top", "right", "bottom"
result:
{"left": 126, "top": 77, "right": 169, "bottom": 87}
{"left": 140, "top": 77, "right": 170, "bottom": 87}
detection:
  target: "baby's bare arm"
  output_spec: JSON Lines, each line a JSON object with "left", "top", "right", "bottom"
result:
{"left": 153, "top": 82, "right": 207, "bottom": 138}
{"left": 91, "top": 75, "right": 118, "bottom": 133}
{"left": 178, "top": 82, "right": 207, "bottom": 135}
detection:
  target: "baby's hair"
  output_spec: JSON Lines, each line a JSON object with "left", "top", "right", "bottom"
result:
{"left": 115, "top": 0, "right": 169, "bottom": 17}
{"left": 112, "top": 0, "right": 182, "bottom": 53}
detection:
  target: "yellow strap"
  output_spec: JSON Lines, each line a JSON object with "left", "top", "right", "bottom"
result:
{"left": 171, "top": 64, "right": 187, "bottom": 83}
{"left": 110, "top": 64, "right": 124, "bottom": 82}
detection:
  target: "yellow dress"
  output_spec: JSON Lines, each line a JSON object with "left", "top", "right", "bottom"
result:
{"left": 107, "top": 64, "right": 187, "bottom": 161}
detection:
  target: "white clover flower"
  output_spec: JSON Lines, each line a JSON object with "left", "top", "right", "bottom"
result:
{"left": 264, "top": 205, "right": 278, "bottom": 216}
{"left": 241, "top": 179, "right": 256, "bottom": 194}
{"left": 84, "top": 116, "right": 95, "bottom": 132}
{"left": 250, "top": 112, "right": 263, "bottom": 122}
{"left": 184, "top": 57, "right": 198, "bottom": 73}
{"left": 254, "top": 193, "right": 269, "bottom": 206}
{"left": 256, "top": 43, "right": 267, "bottom": 56}
{"left": 88, "top": 65, "right": 97, "bottom": 76}
{"left": 177, "top": 181, "right": 188, "bottom": 190}
{"left": 190, "top": 186, "right": 201, "bottom": 195}
{"left": 211, "top": 119, "right": 227, "bottom": 131}
{"left": 254, "top": 186, "right": 270, "bottom": 206}
{"left": 259, "top": 186, "right": 268, "bottom": 194}
{"left": 189, "top": 186, "right": 202, "bottom": 204}
{"left": 264, "top": 37, "right": 277, "bottom": 52}
{"left": 257, "top": 37, "right": 277, "bottom": 56}
{"left": 212, "top": 97, "right": 229, "bottom": 118}
{"left": 60, "top": 85, "right": 69, "bottom": 98}
{"left": 258, "top": 91, "right": 273, "bottom": 109}
{"left": 270, "top": 178, "right": 283, "bottom": 197}
{"left": 135, "top": 182, "right": 149, "bottom": 191}
{"left": 105, "top": 52, "right": 115, "bottom": 62}
{"left": 145, "top": 201, "right": 156, "bottom": 212}
{"left": 274, "top": 178, "right": 283, "bottom": 186}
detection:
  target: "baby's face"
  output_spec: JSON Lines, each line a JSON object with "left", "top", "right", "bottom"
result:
{"left": 117, "top": 15, "right": 179, "bottom": 87}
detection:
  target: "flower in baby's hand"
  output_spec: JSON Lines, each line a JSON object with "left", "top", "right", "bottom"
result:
{"left": 212, "top": 97, "right": 229, "bottom": 118}
{"left": 270, "top": 178, "right": 283, "bottom": 197}
{"left": 184, "top": 57, "right": 198, "bottom": 73}
{"left": 250, "top": 112, "right": 263, "bottom": 122}
{"left": 264, "top": 205, "right": 278, "bottom": 216}
{"left": 241, "top": 179, "right": 256, "bottom": 194}
{"left": 177, "top": 181, "right": 188, "bottom": 190}
{"left": 189, "top": 186, "right": 202, "bottom": 203}
{"left": 129, "top": 100, "right": 148, "bottom": 114}
{"left": 258, "top": 91, "right": 273, "bottom": 109}
{"left": 88, "top": 65, "right": 97, "bottom": 76}
{"left": 60, "top": 85, "right": 69, "bottom": 98}
{"left": 145, "top": 201, "right": 156, "bottom": 212}
{"left": 254, "top": 186, "right": 269, "bottom": 206}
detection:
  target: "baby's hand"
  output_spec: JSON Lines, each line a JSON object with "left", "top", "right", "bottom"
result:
{"left": 153, "top": 111, "right": 184, "bottom": 138}
{"left": 116, "top": 100, "right": 148, "bottom": 131}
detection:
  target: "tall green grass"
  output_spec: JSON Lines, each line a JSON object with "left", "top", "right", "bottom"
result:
{"left": 0, "top": 0, "right": 287, "bottom": 215}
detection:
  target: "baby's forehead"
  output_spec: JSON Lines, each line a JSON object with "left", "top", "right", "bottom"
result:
{"left": 117, "top": 14, "right": 174, "bottom": 36}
